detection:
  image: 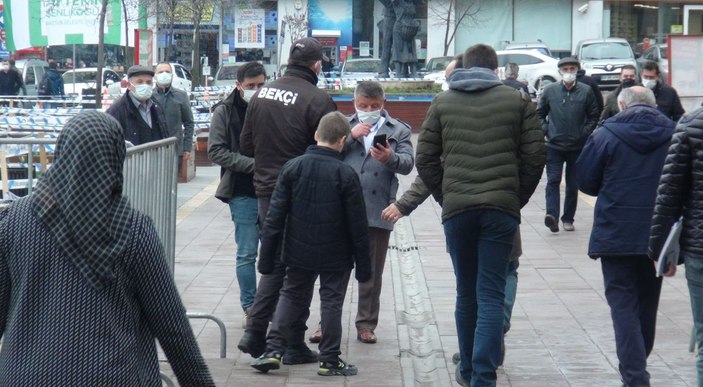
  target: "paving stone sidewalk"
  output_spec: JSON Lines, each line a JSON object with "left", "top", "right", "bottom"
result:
{"left": 163, "top": 145, "right": 698, "bottom": 386}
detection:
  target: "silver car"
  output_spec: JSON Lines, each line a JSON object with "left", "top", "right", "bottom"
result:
{"left": 575, "top": 38, "right": 637, "bottom": 90}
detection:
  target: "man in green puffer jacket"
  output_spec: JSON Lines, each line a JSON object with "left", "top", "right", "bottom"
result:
{"left": 416, "top": 43, "right": 545, "bottom": 387}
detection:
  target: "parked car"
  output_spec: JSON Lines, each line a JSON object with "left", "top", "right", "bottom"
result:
{"left": 166, "top": 62, "right": 192, "bottom": 91}
{"left": 212, "top": 62, "right": 246, "bottom": 87}
{"left": 340, "top": 58, "right": 384, "bottom": 87}
{"left": 636, "top": 43, "right": 668, "bottom": 84}
{"left": 63, "top": 68, "right": 122, "bottom": 102}
{"left": 13, "top": 59, "right": 49, "bottom": 95}
{"left": 419, "top": 56, "right": 454, "bottom": 77}
{"left": 503, "top": 41, "right": 554, "bottom": 58}
{"left": 575, "top": 38, "right": 637, "bottom": 90}
{"left": 497, "top": 50, "right": 561, "bottom": 96}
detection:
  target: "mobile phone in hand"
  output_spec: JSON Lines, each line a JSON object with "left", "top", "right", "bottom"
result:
{"left": 372, "top": 134, "right": 387, "bottom": 148}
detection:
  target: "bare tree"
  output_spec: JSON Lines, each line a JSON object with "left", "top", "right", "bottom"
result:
{"left": 428, "top": 0, "right": 484, "bottom": 56}
{"left": 179, "top": 0, "right": 221, "bottom": 87}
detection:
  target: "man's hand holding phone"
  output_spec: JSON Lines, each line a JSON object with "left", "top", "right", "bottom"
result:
{"left": 370, "top": 133, "right": 391, "bottom": 163}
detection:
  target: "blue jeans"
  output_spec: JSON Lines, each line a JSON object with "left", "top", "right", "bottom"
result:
{"left": 685, "top": 255, "right": 703, "bottom": 387}
{"left": 545, "top": 147, "right": 581, "bottom": 223}
{"left": 445, "top": 209, "right": 518, "bottom": 387}
{"left": 228, "top": 196, "right": 259, "bottom": 310}
{"left": 504, "top": 259, "right": 519, "bottom": 334}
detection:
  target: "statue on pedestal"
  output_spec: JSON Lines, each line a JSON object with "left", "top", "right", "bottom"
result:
{"left": 385, "top": 0, "right": 421, "bottom": 78}
{"left": 378, "top": 0, "right": 396, "bottom": 78}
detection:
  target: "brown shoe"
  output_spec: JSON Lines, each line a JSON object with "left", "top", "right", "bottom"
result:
{"left": 309, "top": 327, "right": 322, "bottom": 343}
{"left": 357, "top": 328, "right": 377, "bottom": 344}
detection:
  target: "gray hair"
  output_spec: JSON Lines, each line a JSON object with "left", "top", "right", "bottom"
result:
{"left": 617, "top": 86, "right": 656, "bottom": 110}
{"left": 504, "top": 63, "right": 519, "bottom": 79}
{"left": 354, "top": 80, "right": 385, "bottom": 100}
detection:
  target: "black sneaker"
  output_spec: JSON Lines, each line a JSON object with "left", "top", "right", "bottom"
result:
{"left": 317, "top": 358, "right": 358, "bottom": 376}
{"left": 250, "top": 351, "right": 282, "bottom": 373}
{"left": 544, "top": 214, "right": 559, "bottom": 233}
{"left": 237, "top": 330, "right": 266, "bottom": 358}
{"left": 455, "top": 365, "right": 470, "bottom": 386}
{"left": 282, "top": 344, "right": 318, "bottom": 365}
{"left": 452, "top": 352, "right": 460, "bottom": 365}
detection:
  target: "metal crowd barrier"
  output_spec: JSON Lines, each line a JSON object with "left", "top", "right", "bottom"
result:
{"left": 0, "top": 136, "right": 179, "bottom": 271}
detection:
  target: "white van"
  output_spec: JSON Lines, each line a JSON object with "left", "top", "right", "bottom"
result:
{"left": 14, "top": 59, "right": 49, "bottom": 95}
{"left": 167, "top": 63, "right": 192, "bottom": 91}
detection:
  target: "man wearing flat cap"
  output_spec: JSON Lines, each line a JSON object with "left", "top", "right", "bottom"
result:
{"left": 107, "top": 65, "right": 168, "bottom": 146}
{"left": 536, "top": 57, "right": 599, "bottom": 233}
{"left": 238, "top": 37, "right": 336, "bottom": 364}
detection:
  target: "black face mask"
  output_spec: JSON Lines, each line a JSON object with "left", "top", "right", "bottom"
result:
{"left": 621, "top": 78, "right": 636, "bottom": 89}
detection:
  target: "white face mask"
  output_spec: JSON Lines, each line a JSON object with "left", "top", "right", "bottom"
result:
{"left": 356, "top": 109, "right": 382, "bottom": 125}
{"left": 131, "top": 83, "right": 153, "bottom": 101}
{"left": 155, "top": 72, "right": 172, "bottom": 86}
{"left": 642, "top": 79, "right": 657, "bottom": 90}
{"left": 241, "top": 89, "right": 257, "bottom": 103}
{"left": 561, "top": 72, "right": 577, "bottom": 83}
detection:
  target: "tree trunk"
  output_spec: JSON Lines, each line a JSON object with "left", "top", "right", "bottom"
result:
{"left": 443, "top": 1, "right": 453, "bottom": 56}
{"left": 122, "top": 0, "right": 133, "bottom": 66}
{"left": 191, "top": 21, "right": 201, "bottom": 86}
{"left": 96, "top": 0, "right": 109, "bottom": 107}
{"left": 165, "top": 15, "right": 176, "bottom": 62}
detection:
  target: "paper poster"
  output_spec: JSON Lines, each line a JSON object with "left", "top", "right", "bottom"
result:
{"left": 235, "top": 8, "right": 265, "bottom": 49}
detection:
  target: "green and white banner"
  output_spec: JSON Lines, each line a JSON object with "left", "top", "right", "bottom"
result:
{"left": 5, "top": 0, "right": 142, "bottom": 51}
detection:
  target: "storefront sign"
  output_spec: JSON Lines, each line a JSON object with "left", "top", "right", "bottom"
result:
{"left": 235, "top": 8, "right": 265, "bottom": 49}
{"left": 4, "top": 0, "right": 140, "bottom": 51}
{"left": 671, "top": 25, "right": 683, "bottom": 34}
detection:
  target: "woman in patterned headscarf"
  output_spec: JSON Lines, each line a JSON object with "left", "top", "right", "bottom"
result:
{"left": 0, "top": 111, "right": 214, "bottom": 386}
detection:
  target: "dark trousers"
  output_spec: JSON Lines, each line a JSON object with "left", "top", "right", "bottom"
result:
{"left": 267, "top": 267, "right": 351, "bottom": 362}
{"left": 244, "top": 196, "right": 307, "bottom": 347}
{"left": 601, "top": 255, "right": 662, "bottom": 387}
{"left": 545, "top": 147, "right": 581, "bottom": 223}
{"left": 445, "top": 209, "right": 517, "bottom": 387}
{"left": 355, "top": 227, "right": 391, "bottom": 331}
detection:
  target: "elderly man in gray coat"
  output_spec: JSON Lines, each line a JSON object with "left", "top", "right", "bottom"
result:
{"left": 153, "top": 62, "right": 194, "bottom": 175}
{"left": 309, "top": 80, "right": 414, "bottom": 345}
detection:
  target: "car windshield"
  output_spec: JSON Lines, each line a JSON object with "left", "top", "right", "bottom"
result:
{"left": 427, "top": 57, "right": 452, "bottom": 71}
{"left": 217, "top": 65, "right": 242, "bottom": 80}
{"left": 345, "top": 61, "right": 379, "bottom": 73}
{"left": 63, "top": 71, "right": 98, "bottom": 83}
{"left": 581, "top": 43, "right": 632, "bottom": 60}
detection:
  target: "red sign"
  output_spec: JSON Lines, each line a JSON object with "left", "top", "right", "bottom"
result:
{"left": 315, "top": 37, "right": 338, "bottom": 46}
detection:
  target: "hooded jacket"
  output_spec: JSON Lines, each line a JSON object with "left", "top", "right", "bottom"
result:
{"left": 46, "top": 68, "right": 65, "bottom": 97}
{"left": 416, "top": 67, "right": 546, "bottom": 221}
{"left": 649, "top": 107, "right": 703, "bottom": 260}
{"left": 537, "top": 80, "right": 600, "bottom": 151}
{"left": 239, "top": 65, "right": 337, "bottom": 197}
{"left": 576, "top": 105, "right": 675, "bottom": 258}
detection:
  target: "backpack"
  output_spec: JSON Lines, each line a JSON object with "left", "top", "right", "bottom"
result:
{"left": 38, "top": 73, "right": 51, "bottom": 96}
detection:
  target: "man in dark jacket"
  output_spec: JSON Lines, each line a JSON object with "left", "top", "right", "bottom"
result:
{"left": 576, "top": 86, "right": 675, "bottom": 387}
{"left": 40, "top": 62, "right": 65, "bottom": 108}
{"left": 251, "top": 111, "right": 370, "bottom": 376}
{"left": 537, "top": 57, "right": 599, "bottom": 232}
{"left": 237, "top": 37, "right": 336, "bottom": 363}
{"left": 641, "top": 60, "right": 685, "bottom": 121}
{"left": 576, "top": 68, "right": 604, "bottom": 115}
{"left": 207, "top": 62, "right": 265, "bottom": 329}
{"left": 153, "top": 62, "right": 194, "bottom": 175}
{"left": 106, "top": 65, "right": 167, "bottom": 146}
{"left": 502, "top": 62, "right": 529, "bottom": 94}
{"left": 0, "top": 60, "right": 23, "bottom": 106}
{"left": 649, "top": 105, "right": 703, "bottom": 387}
{"left": 416, "top": 44, "right": 545, "bottom": 387}
{"left": 599, "top": 64, "right": 638, "bottom": 122}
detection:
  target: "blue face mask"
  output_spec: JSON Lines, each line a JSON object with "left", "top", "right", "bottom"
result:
{"left": 131, "top": 83, "right": 153, "bottom": 101}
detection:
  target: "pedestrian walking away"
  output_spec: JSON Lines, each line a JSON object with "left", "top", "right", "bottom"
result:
{"left": 208, "top": 62, "right": 266, "bottom": 329}
{"left": 250, "top": 112, "right": 371, "bottom": 377}
{"left": 649, "top": 105, "right": 703, "bottom": 386}
{"left": 238, "top": 37, "right": 336, "bottom": 363}
{"left": 537, "top": 56, "right": 599, "bottom": 233}
{"left": 416, "top": 43, "right": 546, "bottom": 387}
{"left": 576, "top": 86, "right": 675, "bottom": 387}
{"left": 0, "top": 110, "right": 214, "bottom": 386}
